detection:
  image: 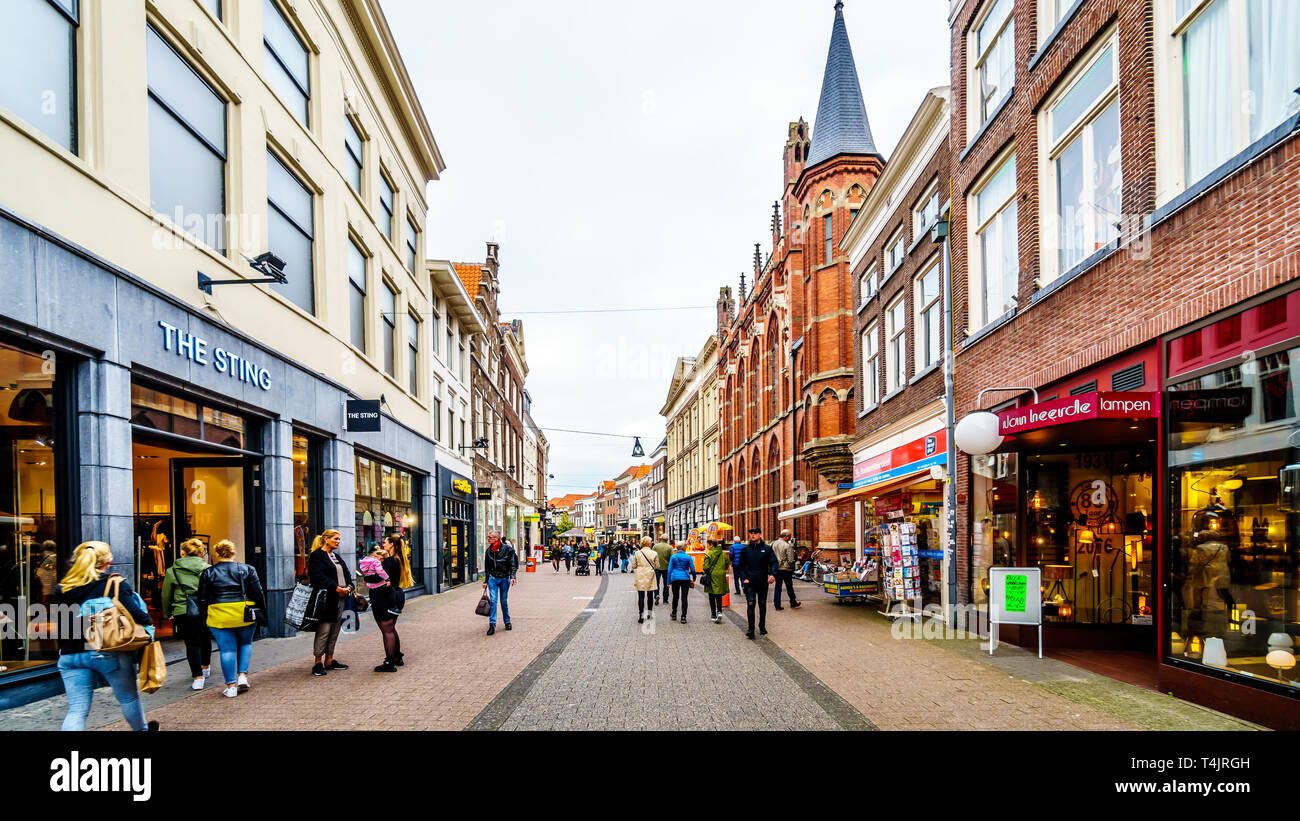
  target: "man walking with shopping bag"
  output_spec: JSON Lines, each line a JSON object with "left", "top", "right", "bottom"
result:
{"left": 483, "top": 530, "right": 518, "bottom": 636}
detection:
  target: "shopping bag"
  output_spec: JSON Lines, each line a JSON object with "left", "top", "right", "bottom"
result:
{"left": 474, "top": 591, "right": 491, "bottom": 617}
{"left": 283, "top": 582, "right": 317, "bottom": 631}
{"left": 138, "top": 642, "right": 167, "bottom": 694}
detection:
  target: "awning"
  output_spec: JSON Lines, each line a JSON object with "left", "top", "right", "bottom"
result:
{"left": 826, "top": 465, "right": 935, "bottom": 508}
{"left": 777, "top": 500, "right": 828, "bottom": 521}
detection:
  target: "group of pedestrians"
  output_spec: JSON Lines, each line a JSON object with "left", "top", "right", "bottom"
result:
{"left": 52, "top": 524, "right": 416, "bottom": 731}
{"left": 626, "top": 527, "right": 802, "bottom": 637}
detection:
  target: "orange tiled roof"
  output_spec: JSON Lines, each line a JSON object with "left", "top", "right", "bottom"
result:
{"left": 452, "top": 263, "right": 482, "bottom": 298}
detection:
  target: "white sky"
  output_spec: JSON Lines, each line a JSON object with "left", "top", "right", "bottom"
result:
{"left": 380, "top": 0, "right": 951, "bottom": 499}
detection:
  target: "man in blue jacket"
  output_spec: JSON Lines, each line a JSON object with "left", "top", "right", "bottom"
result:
{"left": 737, "top": 526, "right": 778, "bottom": 639}
{"left": 729, "top": 536, "right": 745, "bottom": 594}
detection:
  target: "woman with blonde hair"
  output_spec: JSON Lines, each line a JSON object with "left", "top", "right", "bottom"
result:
{"left": 162, "top": 538, "right": 211, "bottom": 689}
{"left": 631, "top": 536, "right": 660, "bottom": 624}
{"left": 306, "top": 529, "right": 353, "bottom": 676}
{"left": 54, "top": 541, "right": 157, "bottom": 731}
{"left": 362, "top": 534, "right": 410, "bottom": 672}
{"left": 196, "top": 539, "right": 266, "bottom": 698}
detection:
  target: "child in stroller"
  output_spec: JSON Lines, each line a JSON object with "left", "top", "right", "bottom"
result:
{"left": 574, "top": 546, "right": 591, "bottom": 576}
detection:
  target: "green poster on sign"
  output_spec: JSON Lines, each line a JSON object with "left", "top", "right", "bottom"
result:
{"left": 1005, "top": 574, "right": 1028, "bottom": 613}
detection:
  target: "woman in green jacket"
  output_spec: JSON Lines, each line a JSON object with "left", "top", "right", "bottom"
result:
{"left": 701, "top": 541, "right": 730, "bottom": 623}
{"left": 162, "top": 538, "right": 211, "bottom": 689}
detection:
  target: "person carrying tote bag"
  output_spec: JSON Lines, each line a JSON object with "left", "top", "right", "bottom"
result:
{"left": 197, "top": 540, "right": 266, "bottom": 699}
{"left": 631, "top": 536, "right": 660, "bottom": 624}
{"left": 306, "top": 529, "right": 353, "bottom": 676}
{"left": 54, "top": 541, "right": 158, "bottom": 731}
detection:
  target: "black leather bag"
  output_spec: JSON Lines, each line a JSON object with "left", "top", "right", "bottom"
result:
{"left": 238, "top": 568, "right": 267, "bottom": 626}
{"left": 474, "top": 591, "right": 491, "bottom": 617}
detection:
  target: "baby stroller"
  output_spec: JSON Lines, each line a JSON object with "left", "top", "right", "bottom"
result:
{"left": 574, "top": 548, "right": 591, "bottom": 576}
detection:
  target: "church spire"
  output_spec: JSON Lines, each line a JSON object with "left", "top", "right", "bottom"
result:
{"left": 805, "top": 1, "right": 878, "bottom": 167}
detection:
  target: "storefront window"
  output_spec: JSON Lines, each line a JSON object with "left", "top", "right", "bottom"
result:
{"left": 0, "top": 342, "right": 61, "bottom": 673}
{"left": 1168, "top": 346, "right": 1298, "bottom": 689}
{"left": 1024, "top": 449, "right": 1154, "bottom": 625}
{"left": 971, "top": 452, "right": 1017, "bottom": 607}
{"left": 292, "top": 433, "right": 322, "bottom": 581}
{"left": 354, "top": 454, "right": 421, "bottom": 587}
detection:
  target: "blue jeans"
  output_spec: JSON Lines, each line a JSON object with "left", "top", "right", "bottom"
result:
{"left": 487, "top": 575, "right": 511, "bottom": 625}
{"left": 210, "top": 624, "right": 255, "bottom": 685}
{"left": 57, "top": 651, "right": 147, "bottom": 731}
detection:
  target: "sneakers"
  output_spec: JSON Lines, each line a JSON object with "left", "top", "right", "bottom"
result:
{"left": 201, "top": 666, "right": 211, "bottom": 679}
{"left": 679, "top": 616, "right": 686, "bottom": 624}
{"left": 191, "top": 678, "right": 205, "bottom": 691}
{"left": 326, "top": 660, "right": 348, "bottom": 670}
{"left": 236, "top": 674, "right": 250, "bottom": 693}
{"left": 222, "top": 686, "right": 238, "bottom": 698}
{"left": 374, "top": 662, "right": 398, "bottom": 672}
{"left": 504, "top": 623, "right": 512, "bottom": 631}
{"left": 311, "top": 662, "right": 327, "bottom": 676}
{"left": 487, "top": 624, "right": 496, "bottom": 636}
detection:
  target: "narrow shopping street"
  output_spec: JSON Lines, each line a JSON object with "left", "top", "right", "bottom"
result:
{"left": 7, "top": 569, "right": 1259, "bottom": 732}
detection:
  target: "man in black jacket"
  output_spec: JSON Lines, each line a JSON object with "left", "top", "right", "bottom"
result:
{"left": 483, "top": 530, "right": 518, "bottom": 636}
{"left": 737, "top": 526, "right": 778, "bottom": 639}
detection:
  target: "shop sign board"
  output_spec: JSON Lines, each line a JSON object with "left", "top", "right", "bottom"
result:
{"left": 988, "top": 566, "right": 1043, "bottom": 658}
{"left": 345, "top": 400, "right": 382, "bottom": 432}
{"left": 996, "top": 392, "right": 1157, "bottom": 436}
{"left": 1166, "top": 388, "right": 1253, "bottom": 424}
{"left": 853, "top": 429, "right": 948, "bottom": 488}
{"left": 158, "top": 320, "right": 273, "bottom": 391}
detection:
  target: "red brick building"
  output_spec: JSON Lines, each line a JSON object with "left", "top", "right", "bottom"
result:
{"left": 948, "top": 0, "right": 1299, "bottom": 727}
{"left": 718, "top": 1, "right": 883, "bottom": 553}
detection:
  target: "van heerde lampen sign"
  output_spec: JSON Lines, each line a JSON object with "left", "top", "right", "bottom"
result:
{"left": 996, "top": 392, "right": 1158, "bottom": 435}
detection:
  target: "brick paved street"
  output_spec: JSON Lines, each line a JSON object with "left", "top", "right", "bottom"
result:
{"left": 1, "top": 570, "right": 1263, "bottom": 731}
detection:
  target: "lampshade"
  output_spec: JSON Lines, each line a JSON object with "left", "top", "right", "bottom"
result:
{"left": 1266, "top": 649, "right": 1295, "bottom": 672}
{"left": 1202, "top": 637, "right": 1228, "bottom": 668}
{"left": 955, "top": 411, "right": 1004, "bottom": 455}
{"left": 1267, "top": 633, "right": 1295, "bottom": 651}
{"left": 1169, "top": 632, "right": 1185, "bottom": 655}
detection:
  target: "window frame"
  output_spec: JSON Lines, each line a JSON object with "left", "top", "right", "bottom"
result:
{"left": 823, "top": 213, "right": 833, "bottom": 264}
{"left": 144, "top": 22, "right": 228, "bottom": 254}
{"left": 4, "top": 0, "right": 80, "bottom": 154}
{"left": 884, "top": 295, "right": 907, "bottom": 395}
{"left": 265, "top": 148, "right": 316, "bottom": 314}
{"left": 1039, "top": 30, "right": 1121, "bottom": 283}
{"left": 406, "top": 310, "right": 420, "bottom": 396}
{"left": 914, "top": 257, "right": 942, "bottom": 373}
{"left": 347, "top": 234, "right": 368, "bottom": 353}
{"left": 405, "top": 214, "right": 419, "bottom": 272}
{"left": 344, "top": 114, "right": 364, "bottom": 196}
{"left": 377, "top": 169, "right": 395, "bottom": 242}
{"left": 884, "top": 229, "right": 906, "bottom": 277}
{"left": 971, "top": 0, "right": 1016, "bottom": 129}
{"left": 968, "top": 149, "right": 1019, "bottom": 331}
{"left": 913, "top": 180, "right": 941, "bottom": 239}
{"left": 859, "top": 262, "right": 878, "bottom": 307}
{"left": 861, "top": 321, "right": 880, "bottom": 410}
{"left": 381, "top": 279, "right": 398, "bottom": 378}
{"left": 262, "top": 0, "right": 311, "bottom": 127}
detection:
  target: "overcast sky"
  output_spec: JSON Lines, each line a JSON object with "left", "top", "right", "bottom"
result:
{"left": 380, "top": 0, "right": 951, "bottom": 500}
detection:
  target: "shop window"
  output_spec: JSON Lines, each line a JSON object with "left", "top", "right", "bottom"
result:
{"left": 263, "top": 0, "right": 310, "bottom": 126}
{"left": 1024, "top": 449, "right": 1155, "bottom": 625}
{"left": 1, "top": 0, "right": 78, "bottom": 153}
{"left": 354, "top": 454, "right": 420, "bottom": 585}
{"left": 0, "top": 341, "right": 65, "bottom": 674}
{"left": 971, "top": 452, "right": 1018, "bottom": 608}
{"left": 146, "top": 25, "right": 227, "bottom": 253}
{"left": 1167, "top": 346, "right": 1298, "bottom": 691}
{"left": 292, "top": 433, "right": 322, "bottom": 581}
{"left": 130, "top": 384, "right": 248, "bottom": 450}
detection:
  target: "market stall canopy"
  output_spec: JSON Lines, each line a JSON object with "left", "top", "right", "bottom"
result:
{"left": 777, "top": 500, "right": 828, "bottom": 521}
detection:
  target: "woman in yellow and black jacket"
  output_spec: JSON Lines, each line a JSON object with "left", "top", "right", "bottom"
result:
{"left": 196, "top": 540, "right": 266, "bottom": 699}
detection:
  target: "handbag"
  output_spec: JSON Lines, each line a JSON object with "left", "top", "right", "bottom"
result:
{"left": 84, "top": 576, "right": 152, "bottom": 652}
{"left": 138, "top": 641, "right": 167, "bottom": 694}
{"left": 474, "top": 589, "right": 492, "bottom": 617}
{"left": 183, "top": 594, "right": 200, "bottom": 620}
{"left": 284, "top": 582, "right": 316, "bottom": 631}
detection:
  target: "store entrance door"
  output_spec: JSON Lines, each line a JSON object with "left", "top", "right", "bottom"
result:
{"left": 443, "top": 519, "right": 467, "bottom": 588}
{"left": 171, "top": 458, "right": 258, "bottom": 567}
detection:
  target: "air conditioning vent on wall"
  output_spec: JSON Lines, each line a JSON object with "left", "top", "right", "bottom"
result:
{"left": 1111, "top": 363, "right": 1146, "bottom": 392}
{"left": 1069, "top": 381, "right": 1098, "bottom": 396}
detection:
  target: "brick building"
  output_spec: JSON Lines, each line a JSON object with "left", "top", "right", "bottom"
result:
{"left": 836, "top": 86, "right": 952, "bottom": 610}
{"left": 947, "top": 0, "right": 1299, "bottom": 727}
{"left": 718, "top": 1, "right": 883, "bottom": 553}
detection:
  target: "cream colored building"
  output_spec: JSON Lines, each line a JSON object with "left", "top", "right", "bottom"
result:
{"left": 660, "top": 335, "right": 719, "bottom": 541}
{"left": 0, "top": 0, "right": 478, "bottom": 688}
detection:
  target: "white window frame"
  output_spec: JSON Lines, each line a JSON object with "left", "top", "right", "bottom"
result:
{"left": 885, "top": 296, "right": 907, "bottom": 395}
{"left": 859, "top": 263, "right": 878, "bottom": 307}
{"left": 1038, "top": 30, "right": 1121, "bottom": 283}
{"left": 861, "top": 322, "right": 879, "bottom": 410}
{"left": 968, "top": 149, "right": 1019, "bottom": 332}
{"left": 913, "top": 180, "right": 941, "bottom": 239}
{"left": 1154, "top": 0, "right": 1300, "bottom": 207}
{"left": 970, "top": 0, "right": 1015, "bottom": 132}
{"left": 1039, "top": 0, "right": 1077, "bottom": 45}
{"left": 884, "top": 230, "right": 905, "bottom": 276}
{"left": 914, "top": 257, "right": 942, "bottom": 373}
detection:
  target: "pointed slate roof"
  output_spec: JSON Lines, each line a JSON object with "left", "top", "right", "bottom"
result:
{"left": 805, "top": 1, "right": 878, "bottom": 167}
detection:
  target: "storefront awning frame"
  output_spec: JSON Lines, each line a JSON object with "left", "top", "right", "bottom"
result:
{"left": 826, "top": 465, "right": 936, "bottom": 508}
{"left": 777, "top": 499, "right": 828, "bottom": 521}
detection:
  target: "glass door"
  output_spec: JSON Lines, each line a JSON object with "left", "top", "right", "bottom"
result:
{"left": 171, "top": 457, "right": 257, "bottom": 570}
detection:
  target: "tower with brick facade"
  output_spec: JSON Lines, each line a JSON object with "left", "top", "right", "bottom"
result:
{"left": 717, "top": 0, "right": 883, "bottom": 552}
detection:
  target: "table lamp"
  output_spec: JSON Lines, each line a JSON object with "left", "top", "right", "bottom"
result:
{"left": 1202, "top": 636, "right": 1229, "bottom": 668}
{"left": 1266, "top": 649, "right": 1295, "bottom": 682}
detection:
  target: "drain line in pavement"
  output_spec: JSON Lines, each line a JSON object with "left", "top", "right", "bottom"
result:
{"left": 722, "top": 609, "right": 878, "bottom": 731}
{"left": 465, "top": 571, "right": 610, "bottom": 731}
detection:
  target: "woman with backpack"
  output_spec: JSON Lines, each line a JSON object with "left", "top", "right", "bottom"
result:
{"left": 54, "top": 541, "right": 157, "bottom": 731}
{"left": 630, "top": 536, "right": 660, "bottom": 624}
{"left": 161, "top": 538, "right": 211, "bottom": 689}
{"left": 196, "top": 539, "right": 266, "bottom": 699}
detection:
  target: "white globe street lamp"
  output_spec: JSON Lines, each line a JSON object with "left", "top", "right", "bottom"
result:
{"left": 954, "top": 411, "right": 1005, "bottom": 455}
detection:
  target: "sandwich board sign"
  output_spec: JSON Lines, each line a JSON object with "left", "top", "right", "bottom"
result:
{"left": 988, "top": 566, "right": 1042, "bottom": 659}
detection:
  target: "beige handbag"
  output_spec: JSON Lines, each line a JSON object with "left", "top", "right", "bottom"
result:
{"left": 85, "top": 576, "right": 152, "bottom": 652}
